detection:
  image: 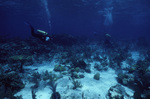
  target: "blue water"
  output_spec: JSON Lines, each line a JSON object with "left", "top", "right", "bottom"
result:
{"left": 0, "top": 0, "right": 150, "bottom": 40}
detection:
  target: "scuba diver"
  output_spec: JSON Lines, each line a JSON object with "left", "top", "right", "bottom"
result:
{"left": 25, "top": 22, "right": 51, "bottom": 42}
{"left": 104, "top": 33, "right": 112, "bottom": 48}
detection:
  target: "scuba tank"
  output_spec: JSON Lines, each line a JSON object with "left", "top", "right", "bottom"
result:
{"left": 37, "top": 29, "right": 48, "bottom": 36}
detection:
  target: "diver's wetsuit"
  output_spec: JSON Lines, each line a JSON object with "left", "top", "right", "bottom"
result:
{"left": 104, "top": 34, "right": 112, "bottom": 48}
{"left": 27, "top": 23, "right": 50, "bottom": 42}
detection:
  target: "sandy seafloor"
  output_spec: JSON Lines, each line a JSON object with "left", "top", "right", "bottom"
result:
{"left": 14, "top": 51, "right": 139, "bottom": 99}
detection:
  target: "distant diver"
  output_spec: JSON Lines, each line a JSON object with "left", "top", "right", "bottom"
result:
{"left": 104, "top": 33, "right": 112, "bottom": 48}
{"left": 25, "top": 22, "right": 51, "bottom": 42}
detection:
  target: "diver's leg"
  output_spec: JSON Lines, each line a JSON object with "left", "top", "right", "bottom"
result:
{"left": 25, "top": 22, "right": 45, "bottom": 41}
{"left": 25, "top": 22, "right": 38, "bottom": 37}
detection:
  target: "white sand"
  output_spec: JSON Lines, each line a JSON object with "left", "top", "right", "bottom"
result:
{"left": 15, "top": 58, "right": 134, "bottom": 99}
{"left": 130, "top": 51, "right": 140, "bottom": 61}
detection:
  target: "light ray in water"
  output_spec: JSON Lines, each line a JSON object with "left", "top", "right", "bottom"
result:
{"left": 41, "top": 0, "right": 51, "bottom": 34}
{"left": 104, "top": 7, "right": 113, "bottom": 26}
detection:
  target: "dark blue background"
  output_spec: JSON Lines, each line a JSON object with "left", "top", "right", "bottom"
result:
{"left": 0, "top": 0, "right": 150, "bottom": 40}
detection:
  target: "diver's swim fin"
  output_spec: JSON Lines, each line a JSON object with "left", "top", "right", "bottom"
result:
{"left": 24, "top": 21, "right": 35, "bottom": 35}
{"left": 24, "top": 21, "right": 31, "bottom": 26}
